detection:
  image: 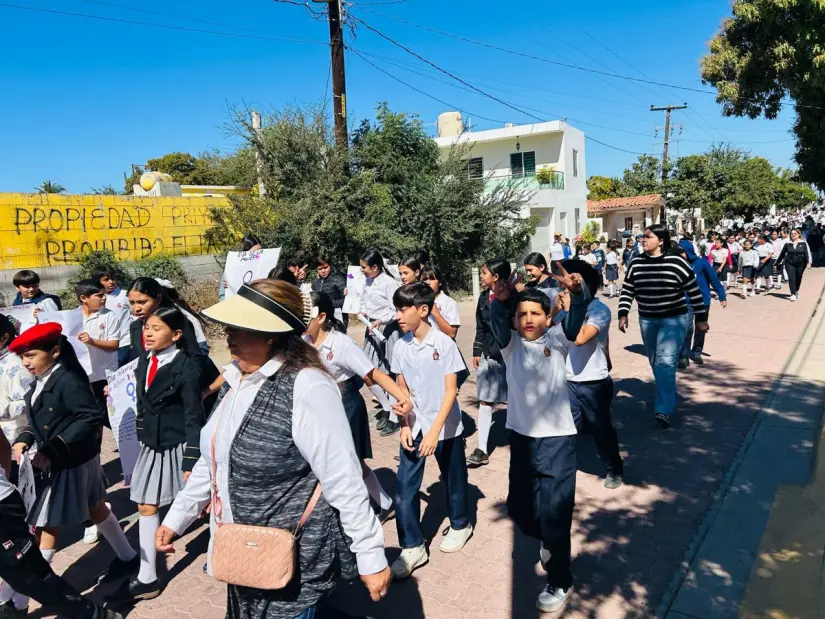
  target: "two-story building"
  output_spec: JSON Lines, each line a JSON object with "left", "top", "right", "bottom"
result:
{"left": 433, "top": 113, "right": 587, "bottom": 254}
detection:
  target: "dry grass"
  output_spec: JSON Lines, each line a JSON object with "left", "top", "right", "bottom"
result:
{"left": 182, "top": 278, "right": 225, "bottom": 340}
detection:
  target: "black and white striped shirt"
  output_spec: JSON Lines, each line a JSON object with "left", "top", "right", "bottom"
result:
{"left": 618, "top": 253, "right": 708, "bottom": 322}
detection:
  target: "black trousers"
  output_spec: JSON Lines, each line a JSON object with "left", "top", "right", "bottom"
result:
{"left": 507, "top": 431, "right": 576, "bottom": 590}
{"left": 0, "top": 492, "right": 101, "bottom": 616}
{"left": 786, "top": 263, "right": 806, "bottom": 296}
{"left": 568, "top": 377, "right": 623, "bottom": 476}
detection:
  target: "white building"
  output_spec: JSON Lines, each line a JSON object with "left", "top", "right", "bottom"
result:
{"left": 433, "top": 113, "right": 587, "bottom": 254}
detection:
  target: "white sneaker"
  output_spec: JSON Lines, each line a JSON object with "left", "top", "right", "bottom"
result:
{"left": 83, "top": 524, "right": 99, "bottom": 545}
{"left": 391, "top": 545, "right": 428, "bottom": 579}
{"left": 536, "top": 585, "right": 572, "bottom": 613}
{"left": 438, "top": 524, "right": 473, "bottom": 553}
{"left": 790, "top": 294, "right": 797, "bottom": 301}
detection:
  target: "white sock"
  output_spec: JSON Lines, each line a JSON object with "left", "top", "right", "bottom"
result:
{"left": 8, "top": 549, "right": 54, "bottom": 610}
{"left": 137, "top": 514, "right": 159, "bottom": 584}
{"left": 368, "top": 384, "right": 391, "bottom": 413}
{"left": 477, "top": 404, "right": 493, "bottom": 454}
{"left": 364, "top": 470, "right": 393, "bottom": 510}
{"left": 0, "top": 580, "right": 14, "bottom": 603}
{"left": 97, "top": 512, "right": 137, "bottom": 562}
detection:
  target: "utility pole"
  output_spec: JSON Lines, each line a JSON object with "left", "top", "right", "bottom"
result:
{"left": 651, "top": 103, "right": 687, "bottom": 226}
{"left": 251, "top": 110, "right": 267, "bottom": 198}
{"left": 322, "top": 0, "right": 348, "bottom": 149}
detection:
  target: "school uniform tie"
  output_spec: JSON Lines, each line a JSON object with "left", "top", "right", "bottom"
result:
{"left": 147, "top": 355, "right": 158, "bottom": 387}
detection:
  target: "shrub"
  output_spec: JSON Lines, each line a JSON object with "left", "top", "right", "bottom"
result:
{"left": 129, "top": 254, "right": 188, "bottom": 289}
{"left": 580, "top": 221, "right": 601, "bottom": 244}
{"left": 181, "top": 279, "right": 223, "bottom": 339}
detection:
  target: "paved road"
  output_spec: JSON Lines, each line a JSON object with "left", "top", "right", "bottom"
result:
{"left": 36, "top": 270, "right": 825, "bottom": 618}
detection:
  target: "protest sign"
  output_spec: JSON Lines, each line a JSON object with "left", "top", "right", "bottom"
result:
{"left": 16, "top": 453, "right": 36, "bottom": 515}
{"left": 38, "top": 309, "right": 91, "bottom": 373}
{"left": 0, "top": 305, "right": 36, "bottom": 333}
{"left": 342, "top": 266, "right": 365, "bottom": 315}
{"left": 222, "top": 248, "right": 281, "bottom": 299}
{"left": 106, "top": 359, "right": 141, "bottom": 485}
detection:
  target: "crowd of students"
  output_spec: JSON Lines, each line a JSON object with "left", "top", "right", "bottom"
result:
{"left": 0, "top": 214, "right": 813, "bottom": 618}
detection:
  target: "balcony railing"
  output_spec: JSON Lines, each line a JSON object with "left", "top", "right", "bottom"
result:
{"left": 482, "top": 170, "right": 565, "bottom": 192}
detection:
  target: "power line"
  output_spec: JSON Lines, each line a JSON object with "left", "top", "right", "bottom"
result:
{"left": 0, "top": 2, "right": 327, "bottom": 45}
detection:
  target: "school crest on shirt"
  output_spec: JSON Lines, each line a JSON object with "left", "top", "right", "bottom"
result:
{"left": 543, "top": 346, "right": 551, "bottom": 357}
{"left": 432, "top": 349, "right": 440, "bottom": 361}
{"left": 327, "top": 350, "right": 334, "bottom": 361}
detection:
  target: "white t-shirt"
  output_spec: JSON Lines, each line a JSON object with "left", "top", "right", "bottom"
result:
{"left": 756, "top": 243, "right": 774, "bottom": 259}
{"left": 360, "top": 273, "right": 400, "bottom": 325}
{"left": 605, "top": 251, "right": 619, "bottom": 266}
{"left": 549, "top": 242, "right": 565, "bottom": 261}
{"left": 318, "top": 330, "right": 375, "bottom": 383}
{"left": 105, "top": 287, "right": 134, "bottom": 346}
{"left": 81, "top": 308, "right": 120, "bottom": 382}
{"left": 499, "top": 324, "right": 577, "bottom": 439}
{"left": 581, "top": 253, "right": 598, "bottom": 267}
{"left": 566, "top": 299, "right": 611, "bottom": 382}
{"left": 430, "top": 292, "right": 461, "bottom": 333}
{"left": 391, "top": 327, "right": 465, "bottom": 441}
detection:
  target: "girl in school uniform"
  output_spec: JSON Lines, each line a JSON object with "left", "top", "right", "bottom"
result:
{"left": 468, "top": 258, "right": 511, "bottom": 467}
{"left": 108, "top": 307, "right": 206, "bottom": 604}
{"left": 709, "top": 238, "right": 734, "bottom": 289}
{"left": 0, "top": 316, "right": 33, "bottom": 447}
{"left": 358, "top": 250, "right": 401, "bottom": 437}
{"left": 10, "top": 323, "right": 139, "bottom": 601}
{"left": 306, "top": 292, "right": 411, "bottom": 520}
{"left": 398, "top": 258, "right": 422, "bottom": 285}
{"left": 605, "top": 241, "right": 621, "bottom": 297}
{"left": 738, "top": 239, "right": 760, "bottom": 299}
{"left": 520, "top": 252, "right": 554, "bottom": 295}
{"left": 421, "top": 265, "right": 461, "bottom": 338}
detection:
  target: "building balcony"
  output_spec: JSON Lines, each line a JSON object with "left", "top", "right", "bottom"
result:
{"left": 483, "top": 170, "right": 565, "bottom": 193}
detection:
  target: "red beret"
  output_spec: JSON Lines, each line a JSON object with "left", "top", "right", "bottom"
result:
{"left": 9, "top": 322, "right": 63, "bottom": 354}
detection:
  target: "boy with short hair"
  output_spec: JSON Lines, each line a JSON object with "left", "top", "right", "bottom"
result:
{"left": 591, "top": 241, "right": 606, "bottom": 290}
{"left": 74, "top": 279, "right": 120, "bottom": 414}
{"left": 91, "top": 267, "right": 133, "bottom": 366}
{"left": 390, "top": 282, "right": 472, "bottom": 580}
{"left": 12, "top": 270, "right": 61, "bottom": 313}
{"left": 489, "top": 267, "right": 588, "bottom": 614}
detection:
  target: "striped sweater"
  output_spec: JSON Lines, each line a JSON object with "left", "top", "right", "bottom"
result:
{"left": 618, "top": 253, "right": 709, "bottom": 322}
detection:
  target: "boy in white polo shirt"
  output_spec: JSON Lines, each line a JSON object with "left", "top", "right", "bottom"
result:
{"left": 389, "top": 282, "right": 472, "bottom": 580}
{"left": 489, "top": 268, "right": 589, "bottom": 614}
{"left": 75, "top": 279, "right": 120, "bottom": 416}
{"left": 92, "top": 267, "right": 133, "bottom": 367}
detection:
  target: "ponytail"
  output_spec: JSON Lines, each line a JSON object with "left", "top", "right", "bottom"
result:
{"left": 361, "top": 250, "right": 387, "bottom": 276}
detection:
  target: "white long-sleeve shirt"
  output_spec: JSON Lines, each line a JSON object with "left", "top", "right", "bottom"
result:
{"left": 0, "top": 347, "right": 34, "bottom": 444}
{"left": 163, "top": 357, "right": 387, "bottom": 576}
{"left": 359, "top": 272, "right": 399, "bottom": 325}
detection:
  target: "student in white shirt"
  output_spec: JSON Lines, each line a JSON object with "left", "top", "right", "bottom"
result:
{"left": 0, "top": 316, "right": 34, "bottom": 446}
{"left": 358, "top": 250, "right": 401, "bottom": 436}
{"left": 11, "top": 270, "right": 61, "bottom": 316}
{"left": 754, "top": 235, "right": 775, "bottom": 292}
{"left": 92, "top": 267, "right": 134, "bottom": 367}
{"left": 390, "top": 282, "right": 472, "bottom": 580}
{"left": 421, "top": 265, "right": 471, "bottom": 390}
{"left": 488, "top": 266, "right": 589, "bottom": 614}
{"left": 75, "top": 279, "right": 120, "bottom": 416}
{"left": 306, "top": 291, "right": 412, "bottom": 521}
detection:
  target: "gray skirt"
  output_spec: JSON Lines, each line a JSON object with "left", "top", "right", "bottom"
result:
{"left": 130, "top": 443, "right": 186, "bottom": 507}
{"left": 28, "top": 456, "right": 107, "bottom": 527}
{"left": 477, "top": 355, "right": 508, "bottom": 404}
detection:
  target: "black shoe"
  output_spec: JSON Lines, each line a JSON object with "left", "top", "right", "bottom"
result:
{"left": 466, "top": 448, "right": 489, "bottom": 466}
{"left": 654, "top": 413, "right": 671, "bottom": 429}
{"left": 604, "top": 473, "right": 623, "bottom": 490}
{"left": 0, "top": 602, "right": 27, "bottom": 618}
{"left": 677, "top": 357, "right": 689, "bottom": 370}
{"left": 97, "top": 555, "right": 139, "bottom": 584}
{"left": 380, "top": 421, "right": 400, "bottom": 437}
{"left": 692, "top": 354, "right": 704, "bottom": 365}
{"left": 378, "top": 504, "right": 396, "bottom": 524}
{"left": 107, "top": 576, "right": 162, "bottom": 605}
{"left": 202, "top": 562, "right": 208, "bottom": 574}
{"left": 375, "top": 411, "right": 389, "bottom": 431}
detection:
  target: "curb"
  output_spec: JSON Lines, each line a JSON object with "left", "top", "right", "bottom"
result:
{"left": 653, "top": 274, "right": 825, "bottom": 618}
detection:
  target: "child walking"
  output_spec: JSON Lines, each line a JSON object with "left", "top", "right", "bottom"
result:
{"left": 107, "top": 308, "right": 207, "bottom": 604}
{"left": 468, "top": 259, "right": 511, "bottom": 467}
{"left": 91, "top": 267, "right": 134, "bottom": 367}
{"left": 390, "top": 282, "right": 472, "bottom": 579}
{"left": 591, "top": 241, "right": 606, "bottom": 290}
{"left": 738, "top": 239, "right": 760, "bottom": 298}
{"left": 421, "top": 265, "right": 461, "bottom": 339}
{"left": 604, "top": 241, "right": 621, "bottom": 298}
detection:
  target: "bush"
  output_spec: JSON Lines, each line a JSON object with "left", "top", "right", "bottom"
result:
{"left": 181, "top": 279, "right": 223, "bottom": 339}
{"left": 580, "top": 221, "right": 601, "bottom": 244}
{"left": 129, "top": 254, "right": 188, "bottom": 289}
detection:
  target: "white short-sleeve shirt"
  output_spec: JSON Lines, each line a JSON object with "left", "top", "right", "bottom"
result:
{"left": 566, "top": 299, "right": 611, "bottom": 382}
{"left": 391, "top": 326, "right": 465, "bottom": 440}
{"left": 105, "top": 287, "right": 134, "bottom": 345}
{"left": 318, "top": 330, "right": 375, "bottom": 383}
{"left": 81, "top": 308, "right": 120, "bottom": 382}
{"left": 430, "top": 292, "right": 461, "bottom": 333}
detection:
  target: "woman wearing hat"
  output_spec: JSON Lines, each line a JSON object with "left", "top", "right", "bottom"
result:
{"left": 156, "top": 279, "right": 391, "bottom": 618}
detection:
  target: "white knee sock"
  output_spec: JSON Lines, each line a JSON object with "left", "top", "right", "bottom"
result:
{"left": 8, "top": 549, "right": 54, "bottom": 610}
{"left": 477, "top": 404, "right": 493, "bottom": 454}
{"left": 97, "top": 512, "right": 137, "bottom": 562}
{"left": 137, "top": 514, "right": 159, "bottom": 584}
{"left": 364, "top": 470, "right": 393, "bottom": 510}
{"left": 368, "top": 384, "right": 391, "bottom": 413}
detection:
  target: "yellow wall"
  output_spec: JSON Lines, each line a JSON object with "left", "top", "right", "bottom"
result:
{"left": 0, "top": 193, "right": 228, "bottom": 270}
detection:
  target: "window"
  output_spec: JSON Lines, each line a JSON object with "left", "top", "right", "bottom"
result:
{"left": 510, "top": 151, "right": 536, "bottom": 177}
{"left": 572, "top": 149, "right": 579, "bottom": 178}
{"left": 624, "top": 216, "right": 633, "bottom": 231}
{"left": 575, "top": 208, "right": 581, "bottom": 233}
{"left": 468, "top": 157, "right": 483, "bottom": 180}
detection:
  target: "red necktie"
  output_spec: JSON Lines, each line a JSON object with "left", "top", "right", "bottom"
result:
{"left": 147, "top": 355, "right": 158, "bottom": 387}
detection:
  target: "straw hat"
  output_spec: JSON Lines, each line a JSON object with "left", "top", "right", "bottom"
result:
{"left": 202, "top": 284, "right": 308, "bottom": 333}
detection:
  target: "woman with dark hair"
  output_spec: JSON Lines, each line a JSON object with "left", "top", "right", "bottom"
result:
{"left": 311, "top": 257, "right": 347, "bottom": 332}
{"left": 413, "top": 249, "right": 431, "bottom": 266}
{"left": 775, "top": 228, "right": 813, "bottom": 301}
{"left": 522, "top": 252, "right": 553, "bottom": 293}
{"left": 156, "top": 280, "right": 391, "bottom": 618}
{"left": 240, "top": 234, "right": 262, "bottom": 252}
{"left": 617, "top": 224, "right": 707, "bottom": 429}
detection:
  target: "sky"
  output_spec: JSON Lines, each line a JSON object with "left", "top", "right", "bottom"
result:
{"left": 0, "top": 0, "right": 799, "bottom": 194}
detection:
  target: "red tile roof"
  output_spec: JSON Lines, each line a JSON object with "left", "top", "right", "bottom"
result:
{"left": 587, "top": 194, "right": 665, "bottom": 214}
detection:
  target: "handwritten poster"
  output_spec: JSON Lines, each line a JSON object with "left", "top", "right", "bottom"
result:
{"left": 37, "top": 309, "right": 91, "bottom": 373}
{"left": 0, "top": 305, "right": 36, "bottom": 334}
{"left": 222, "top": 248, "right": 281, "bottom": 299}
{"left": 16, "top": 453, "right": 36, "bottom": 515}
{"left": 342, "top": 266, "right": 365, "bottom": 314}
{"left": 106, "top": 359, "right": 141, "bottom": 485}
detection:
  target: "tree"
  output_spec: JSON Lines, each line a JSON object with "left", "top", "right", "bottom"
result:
{"left": 586, "top": 176, "right": 622, "bottom": 201}
{"left": 36, "top": 180, "right": 65, "bottom": 194}
{"left": 700, "top": 0, "right": 825, "bottom": 188}
{"left": 91, "top": 184, "right": 121, "bottom": 195}
{"left": 618, "top": 155, "right": 661, "bottom": 196}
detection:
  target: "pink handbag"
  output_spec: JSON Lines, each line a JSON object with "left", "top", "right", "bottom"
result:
{"left": 208, "top": 401, "right": 321, "bottom": 590}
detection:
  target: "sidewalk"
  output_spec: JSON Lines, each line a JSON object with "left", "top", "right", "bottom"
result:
{"left": 36, "top": 270, "right": 825, "bottom": 618}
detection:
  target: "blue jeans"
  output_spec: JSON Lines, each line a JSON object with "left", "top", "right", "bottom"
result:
{"left": 639, "top": 314, "right": 690, "bottom": 417}
{"left": 293, "top": 606, "right": 317, "bottom": 619}
{"left": 396, "top": 433, "right": 469, "bottom": 549}
{"left": 680, "top": 304, "right": 710, "bottom": 359}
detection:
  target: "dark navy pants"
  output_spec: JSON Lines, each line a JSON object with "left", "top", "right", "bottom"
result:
{"left": 507, "top": 431, "right": 576, "bottom": 590}
{"left": 568, "top": 377, "right": 623, "bottom": 476}
{"left": 395, "top": 433, "right": 470, "bottom": 549}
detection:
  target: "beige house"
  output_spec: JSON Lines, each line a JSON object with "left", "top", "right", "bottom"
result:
{"left": 587, "top": 194, "right": 664, "bottom": 242}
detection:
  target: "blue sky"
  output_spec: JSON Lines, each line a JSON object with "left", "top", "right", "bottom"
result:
{"left": 0, "top": 0, "right": 798, "bottom": 194}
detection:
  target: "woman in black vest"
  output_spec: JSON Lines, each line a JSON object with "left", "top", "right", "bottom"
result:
{"left": 155, "top": 279, "right": 390, "bottom": 618}
{"left": 775, "top": 227, "right": 813, "bottom": 301}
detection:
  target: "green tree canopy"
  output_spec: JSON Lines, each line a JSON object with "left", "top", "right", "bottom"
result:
{"left": 36, "top": 180, "right": 65, "bottom": 194}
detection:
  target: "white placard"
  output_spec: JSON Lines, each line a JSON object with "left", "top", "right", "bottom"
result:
{"left": 106, "top": 359, "right": 141, "bottom": 485}
{"left": 37, "top": 309, "right": 91, "bottom": 374}
{"left": 16, "top": 453, "right": 36, "bottom": 515}
{"left": 222, "top": 248, "right": 281, "bottom": 299}
{"left": 342, "top": 266, "right": 365, "bottom": 314}
{"left": 0, "top": 305, "right": 36, "bottom": 334}
{"left": 387, "top": 264, "right": 401, "bottom": 281}
{"left": 358, "top": 315, "right": 386, "bottom": 342}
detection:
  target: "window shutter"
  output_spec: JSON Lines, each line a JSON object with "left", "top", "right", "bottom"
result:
{"left": 468, "top": 157, "right": 483, "bottom": 179}
{"left": 510, "top": 153, "right": 523, "bottom": 176}
{"left": 523, "top": 151, "right": 536, "bottom": 175}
